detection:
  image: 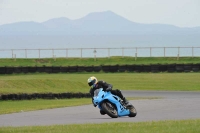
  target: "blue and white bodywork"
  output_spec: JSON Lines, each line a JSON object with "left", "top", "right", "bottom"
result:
{"left": 93, "top": 88, "right": 137, "bottom": 118}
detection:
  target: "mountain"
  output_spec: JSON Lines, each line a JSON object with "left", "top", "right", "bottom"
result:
{"left": 42, "top": 17, "right": 71, "bottom": 29}
{"left": 0, "top": 21, "right": 47, "bottom": 35}
{"left": 0, "top": 11, "right": 199, "bottom": 35}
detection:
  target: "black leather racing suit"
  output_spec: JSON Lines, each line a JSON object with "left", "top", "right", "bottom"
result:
{"left": 89, "top": 80, "right": 125, "bottom": 106}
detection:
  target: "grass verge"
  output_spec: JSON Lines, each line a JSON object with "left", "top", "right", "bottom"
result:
{"left": 0, "top": 73, "right": 200, "bottom": 94}
{"left": 0, "top": 57, "right": 200, "bottom": 66}
{"left": 0, "top": 119, "right": 199, "bottom": 133}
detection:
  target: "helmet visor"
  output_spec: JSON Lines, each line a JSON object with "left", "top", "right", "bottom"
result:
{"left": 88, "top": 79, "right": 96, "bottom": 86}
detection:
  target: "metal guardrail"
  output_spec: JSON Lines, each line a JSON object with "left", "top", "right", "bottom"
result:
{"left": 0, "top": 47, "right": 200, "bottom": 59}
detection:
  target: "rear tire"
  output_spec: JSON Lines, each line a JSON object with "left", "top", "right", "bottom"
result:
{"left": 101, "top": 101, "right": 118, "bottom": 118}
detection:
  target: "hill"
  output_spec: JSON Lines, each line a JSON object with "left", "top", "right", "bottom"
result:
{"left": 0, "top": 11, "right": 200, "bottom": 36}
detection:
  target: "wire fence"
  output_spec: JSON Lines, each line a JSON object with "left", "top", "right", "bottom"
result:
{"left": 0, "top": 47, "right": 200, "bottom": 59}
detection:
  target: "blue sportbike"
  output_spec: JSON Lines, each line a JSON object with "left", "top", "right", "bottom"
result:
{"left": 93, "top": 88, "right": 137, "bottom": 118}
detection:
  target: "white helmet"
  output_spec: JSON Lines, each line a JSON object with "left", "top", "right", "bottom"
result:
{"left": 87, "top": 76, "right": 98, "bottom": 88}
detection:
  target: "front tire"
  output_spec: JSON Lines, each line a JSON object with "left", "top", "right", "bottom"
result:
{"left": 101, "top": 101, "right": 118, "bottom": 118}
{"left": 127, "top": 105, "right": 137, "bottom": 117}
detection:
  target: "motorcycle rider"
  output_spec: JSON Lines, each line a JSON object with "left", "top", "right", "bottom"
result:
{"left": 87, "top": 76, "right": 129, "bottom": 115}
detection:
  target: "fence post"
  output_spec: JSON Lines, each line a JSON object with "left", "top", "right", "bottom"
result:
{"left": 38, "top": 49, "right": 40, "bottom": 59}
{"left": 192, "top": 47, "right": 194, "bottom": 58}
{"left": 66, "top": 49, "right": 68, "bottom": 58}
{"left": 178, "top": 47, "right": 180, "bottom": 57}
{"left": 53, "top": 55, "right": 56, "bottom": 61}
{"left": 93, "top": 49, "right": 97, "bottom": 61}
{"left": 177, "top": 54, "right": 179, "bottom": 60}
{"left": 14, "top": 54, "right": 16, "bottom": 61}
{"left": 25, "top": 49, "right": 27, "bottom": 58}
{"left": 12, "top": 49, "right": 14, "bottom": 59}
{"left": 164, "top": 47, "right": 165, "bottom": 57}
{"left": 81, "top": 48, "right": 82, "bottom": 59}
{"left": 108, "top": 48, "right": 110, "bottom": 58}
{"left": 150, "top": 47, "right": 152, "bottom": 57}
{"left": 52, "top": 49, "right": 54, "bottom": 58}
{"left": 136, "top": 47, "right": 138, "bottom": 54}
{"left": 135, "top": 47, "right": 138, "bottom": 61}
{"left": 135, "top": 53, "right": 137, "bottom": 61}
{"left": 122, "top": 48, "right": 124, "bottom": 58}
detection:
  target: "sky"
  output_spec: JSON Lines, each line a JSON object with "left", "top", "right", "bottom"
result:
{"left": 0, "top": 0, "right": 200, "bottom": 27}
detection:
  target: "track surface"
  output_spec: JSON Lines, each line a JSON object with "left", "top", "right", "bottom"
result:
{"left": 0, "top": 91, "right": 200, "bottom": 127}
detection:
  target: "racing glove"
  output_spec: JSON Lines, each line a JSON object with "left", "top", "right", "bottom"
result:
{"left": 106, "top": 87, "right": 112, "bottom": 92}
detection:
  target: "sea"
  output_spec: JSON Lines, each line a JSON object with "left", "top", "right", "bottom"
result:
{"left": 0, "top": 35, "right": 200, "bottom": 58}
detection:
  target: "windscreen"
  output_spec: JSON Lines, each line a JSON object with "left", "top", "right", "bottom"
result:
{"left": 94, "top": 89, "right": 101, "bottom": 97}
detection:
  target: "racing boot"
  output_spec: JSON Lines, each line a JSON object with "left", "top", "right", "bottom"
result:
{"left": 122, "top": 97, "right": 129, "bottom": 106}
{"left": 100, "top": 110, "right": 106, "bottom": 115}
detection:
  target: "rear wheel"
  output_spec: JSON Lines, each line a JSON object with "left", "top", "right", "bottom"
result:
{"left": 101, "top": 101, "right": 118, "bottom": 118}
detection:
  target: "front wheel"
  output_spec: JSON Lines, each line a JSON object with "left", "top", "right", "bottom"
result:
{"left": 127, "top": 105, "right": 137, "bottom": 117}
{"left": 101, "top": 101, "right": 118, "bottom": 118}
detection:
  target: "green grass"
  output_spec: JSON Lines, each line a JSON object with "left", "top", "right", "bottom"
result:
{"left": 0, "top": 98, "right": 91, "bottom": 114}
{"left": 0, "top": 73, "right": 200, "bottom": 94}
{"left": 0, "top": 97, "right": 157, "bottom": 115}
{"left": 0, "top": 57, "right": 200, "bottom": 66}
{"left": 0, "top": 119, "right": 199, "bottom": 133}
{"left": 0, "top": 57, "right": 199, "bottom": 131}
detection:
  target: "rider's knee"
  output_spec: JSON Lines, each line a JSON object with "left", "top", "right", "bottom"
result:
{"left": 116, "top": 89, "right": 122, "bottom": 93}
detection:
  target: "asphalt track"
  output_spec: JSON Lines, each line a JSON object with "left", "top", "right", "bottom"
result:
{"left": 0, "top": 91, "right": 200, "bottom": 127}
